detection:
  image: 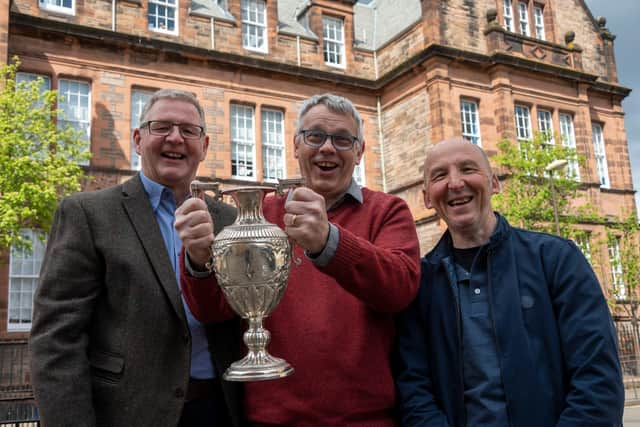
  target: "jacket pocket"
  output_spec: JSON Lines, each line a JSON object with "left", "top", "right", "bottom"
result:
{"left": 89, "top": 349, "right": 124, "bottom": 384}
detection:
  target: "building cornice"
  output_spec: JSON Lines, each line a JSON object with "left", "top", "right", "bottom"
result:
{"left": 10, "top": 12, "right": 631, "bottom": 98}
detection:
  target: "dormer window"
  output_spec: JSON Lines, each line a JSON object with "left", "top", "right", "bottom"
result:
{"left": 533, "top": 5, "right": 545, "bottom": 40}
{"left": 323, "top": 16, "right": 346, "bottom": 68}
{"left": 503, "top": 0, "right": 514, "bottom": 32}
{"left": 148, "top": 0, "right": 178, "bottom": 34}
{"left": 518, "top": 2, "right": 530, "bottom": 36}
{"left": 241, "top": 0, "right": 268, "bottom": 53}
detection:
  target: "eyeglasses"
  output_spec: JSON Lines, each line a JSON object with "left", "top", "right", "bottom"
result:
{"left": 141, "top": 120, "right": 204, "bottom": 140}
{"left": 298, "top": 129, "right": 358, "bottom": 151}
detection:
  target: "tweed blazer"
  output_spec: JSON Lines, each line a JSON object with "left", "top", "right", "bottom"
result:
{"left": 29, "top": 175, "right": 243, "bottom": 427}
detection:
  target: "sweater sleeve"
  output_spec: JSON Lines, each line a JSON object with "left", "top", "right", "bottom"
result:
{"left": 179, "top": 248, "right": 236, "bottom": 323}
{"left": 321, "top": 193, "right": 421, "bottom": 313}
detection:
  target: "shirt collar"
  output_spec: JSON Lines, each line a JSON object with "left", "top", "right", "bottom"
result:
{"left": 139, "top": 172, "right": 176, "bottom": 212}
{"left": 286, "top": 178, "right": 363, "bottom": 210}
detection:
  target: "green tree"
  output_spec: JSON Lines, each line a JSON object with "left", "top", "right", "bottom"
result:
{"left": 0, "top": 57, "right": 90, "bottom": 252}
{"left": 492, "top": 132, "right": 596, "bottom": 237}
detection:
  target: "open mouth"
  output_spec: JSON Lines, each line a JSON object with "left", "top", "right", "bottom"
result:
{"left": 448, "top": 196, "right": 472, "bottom": 207}
{"left": 163, "top": 152, "right": 185, "bottom": 160}
{"left": 315, "top": 161, "right": 338, "bottom": 172}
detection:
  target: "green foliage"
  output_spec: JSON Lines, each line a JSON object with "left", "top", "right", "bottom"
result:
{"left": 0, "top": 57, "right": 90, "bottom": 252}
{"left": 492, "top": 133, "right": 592, "bottom": 235}
{"left": 606, "top": 214, "right": 640, "bottom": 304}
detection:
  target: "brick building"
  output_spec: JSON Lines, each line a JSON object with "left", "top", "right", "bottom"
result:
{"left": 0, "top": 0, "right": 635, "bottom": 417}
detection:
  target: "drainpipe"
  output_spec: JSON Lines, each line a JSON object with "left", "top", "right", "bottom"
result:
{"left": 210, "top": 18, "right": 215, "bottom": 50}
{"left": 376, "top": 96, "right": 386, "bottom": 193}
{"left": 111, "top": 0, "right": 116, "bottom": 31}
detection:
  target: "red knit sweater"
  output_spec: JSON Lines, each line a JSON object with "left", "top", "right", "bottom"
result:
{"left": 180, "top": 188, "right": 420, "bottom": 426}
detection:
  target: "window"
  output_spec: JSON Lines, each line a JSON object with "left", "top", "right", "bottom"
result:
{"left": 592, "top": 123, "right": 610, "bottom": 188}
{"left": 575, "top": 233, "right": 592, "bottom": 264}
{"left": 460, "top": 100, "right": 482, "bottom": 146}
{"left": 514, "top": 105, "right": 532, "bottom": 141}
{"left": 559, "top": 113, "right": 580, "bottom": 180}
{"left": 353, "top": 156, "right": 366, "bottom": 187}
{"left": 609, "top": 237, "right": 626, "bottom": 300}
{"left": 518, "top": 2, "right": 530, "bottom": 36}
{"left": 231, "top": 104, "right": 255, "bottom": 179}
{"left": 503, "top": 0, "right": 514, "bottom": 32}
{"left": 533, "top": 6, "right": 545, "bottom": 40}
{"left": 149, "top": 0, "right": 178, "bottom": 34}
{"left": 39, "top": 0, "right": 74, "bottom": 14}
{"left": 323, "top": 16, "right": 346, "bottom": 68}
{"left": 241, "top": 0, "right": 267, "bottom": 52}
{"left": 261, "top": 109, "right": 285, "bottom": 181}
{"left": 8, "top": 229, "right": 46, "bottom": 331}
{"left": 130, "top": 89, "right": 153, "bottom": 171}
{"left": 58, "top": 79, "right": 91, "bottom": 165}
{"left": 537, "top": 109, "right": 554, "bottom": 145}
{"left": 16, "top": 72, "right": 51, "bottom": 109}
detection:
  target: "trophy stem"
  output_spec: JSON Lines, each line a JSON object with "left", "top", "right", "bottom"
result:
{"left": 222, "top": 316, "right": 294, "bottom": 382}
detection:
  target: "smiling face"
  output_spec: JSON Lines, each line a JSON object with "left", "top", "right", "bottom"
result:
{"left": 423, "top": 139, "right": 500, "bottom": 247}
{"left": 134, "top": 98, "right": 209, "bottom": 202}
{"left": 294, "top": 104, "right": 364, "bottom": 207}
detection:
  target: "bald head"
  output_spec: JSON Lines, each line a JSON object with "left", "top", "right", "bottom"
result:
{"left": 424, "top": 138, "right": 493, "bottom": 184}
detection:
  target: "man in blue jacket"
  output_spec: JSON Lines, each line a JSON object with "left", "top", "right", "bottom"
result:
{"left": 396, "top": 138, "right": 624, "bottom": 426}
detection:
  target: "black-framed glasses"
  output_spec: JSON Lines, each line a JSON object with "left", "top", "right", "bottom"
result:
{"left": 298, "top": 129, "right": 358, "bottom": 151}
{"left": 141, "top": 120, "right": 204, "bottom": 140}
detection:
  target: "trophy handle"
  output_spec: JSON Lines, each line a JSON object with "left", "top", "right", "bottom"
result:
{"left": 189, "top": 180, "right": 222, "bottom": 272}
{"left": 276, "top": 177, "right": 306, "bottom": 267}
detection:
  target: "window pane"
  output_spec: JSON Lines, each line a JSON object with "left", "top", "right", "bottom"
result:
{"left": 592, "top": 123, "right": 610, "bottom": 188}
{"left": 323, "top": 16, "right": 345, "bottom": 67}
{"left": 559, "top": 113, "right": 580, "bottom": 181}
{"left": 130, "top": 90, "right": 153, "bottom": 171}
{"left": 58, "top": 79, "right": 91, "bottom": 165}
{"left": 460, "top": 100, "right": 481, "bottom": 146}
{"left": 231, "top": 104, "right": 255, "bottom": 178}
{"left": 261, "top": 109, "right": 286, "bottom": 181}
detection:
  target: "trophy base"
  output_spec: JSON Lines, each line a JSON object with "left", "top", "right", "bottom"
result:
{"left": 223, "top": 353, "right": 294, "bottom": 382}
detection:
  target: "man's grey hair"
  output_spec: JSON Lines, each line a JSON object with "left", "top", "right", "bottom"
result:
{"left": 139, "top": 89, "right": 206, "bottom": 132}
{"left": 295, "top": 93, "right": 364, "bottom": 145}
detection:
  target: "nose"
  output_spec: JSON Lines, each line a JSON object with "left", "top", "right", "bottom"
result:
{"left": 448, "top": 172, "right": 464, "bottom": 190}
{"left": 318, "top": 136, "right": 337, "bottom": 154}
{"left": 165, "top": 124, "right": 184, "bottom": 142}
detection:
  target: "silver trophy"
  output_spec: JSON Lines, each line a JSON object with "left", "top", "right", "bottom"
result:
{"left": 190, "top": 178, "right": 303, "bottom": 381}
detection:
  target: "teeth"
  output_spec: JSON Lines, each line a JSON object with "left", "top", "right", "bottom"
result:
{"left": 164, "top": 153, "right": 183, "bottom": 159}
{"left": 317, "top": 162, "right": 336, "bottom": 167}
{"left": 449, "top": 197, "right": 471, "bottom": 206}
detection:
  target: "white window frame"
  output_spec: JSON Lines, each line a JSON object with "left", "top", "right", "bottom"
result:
{"left": 130, "top": 89, "right": 154, "bottom": 171}
{"left": 8, "top": 229, "right": 46, "bottom": 332}
{"left": 241, "top": 0, "right": 268, "bottom": 53}
{"left": 38, "top": 0, "right": 74, "bottom": 15}
{"left": 518, "top": 2, "right": 530, "bottom": 36}
{"left": 231, "top": 104, "right": 256, "bottom": 180}
{"left": 148, "top": 0, "right": 178, "bottom": 35}
{"left": 515, "top": 105, "right": 532, "bottom": 141}
{"left": 460, "top": 99, "right": 482, "bottom": 146}
{"left": 58, "top": 79, "right": 91, "bottom": 166}
{"left": 575, "top": 233, "right": 592, "bottom": 264}
{"left": 592, "top": 123, "right": 610, "bottom": 188}
{"left": 323, "top": 16, "right": 346, "bottom": 68}
{"left": 503, "top": 0, "right": 514, "bottom": 32}
{"left": 533, "top": 5, "right": 545, "bottom": 40}
{"left": 609, "top": 237, "right": 626, "bottom": 300}
{"left": 261, "top": 108, "right": 285, "bottom": 182}
{"left": 537, "top": 109, "right": 555, "bottom": 145}
{"left": 559, "top": 113, "right": 580, "bottom": 181}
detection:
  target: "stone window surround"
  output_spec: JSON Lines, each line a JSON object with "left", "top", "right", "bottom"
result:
{"left": 499, "top": 0, "right": 550, "bottom": 42}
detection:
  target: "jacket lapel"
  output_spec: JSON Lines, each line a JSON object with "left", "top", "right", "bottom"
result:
{"left": 121, "top": 175, "right": 187, "bottom": 323}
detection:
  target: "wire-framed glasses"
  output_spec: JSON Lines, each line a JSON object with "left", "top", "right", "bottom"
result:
{"left": 141, "top": 120, "right": 204, "bottom": 140}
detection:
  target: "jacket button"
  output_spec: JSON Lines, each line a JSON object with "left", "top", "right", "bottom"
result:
{"left": 175, "top": 387, "right": 185, "bottom": 398}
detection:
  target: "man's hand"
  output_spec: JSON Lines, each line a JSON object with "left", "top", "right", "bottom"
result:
{"left": 284, "top": 187, "right": 330, "bottom": 254}
{"left": 175, "top": 198, "right": 214, "bottom": 270}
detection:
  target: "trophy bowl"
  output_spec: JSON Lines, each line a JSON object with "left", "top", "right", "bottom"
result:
{"left": 191, "top": 180, "right": 299, "bottom": 382}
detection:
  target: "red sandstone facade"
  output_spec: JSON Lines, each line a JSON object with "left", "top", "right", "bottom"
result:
{"left": 0, "top": 0, "right": 634, "bottom": 412}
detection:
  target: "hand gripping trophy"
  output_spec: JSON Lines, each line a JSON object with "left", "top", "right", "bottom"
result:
{"left": 190, "top": 178, "right": 304, "bottom": 382}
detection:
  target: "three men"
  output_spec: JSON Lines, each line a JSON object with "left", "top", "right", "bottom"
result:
{"left": 175, "top": 93, "right": 421, "bottom": 426}
{"left": 395, "top": 138, "right": 624, "bottom": 426}
{"left": 30, "top": 89, "right": 243, "bottom": 427}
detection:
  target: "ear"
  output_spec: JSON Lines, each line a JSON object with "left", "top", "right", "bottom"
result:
{"left": 423, "top": 185, "right": 433, "bottom": 209}
{"left": 294, "top": 134, "right": 301, "bottom": 159}
{"left": 491, "top": 173, "right": 501, "bottom": 195}
{"left": 355, "top": 140, "right": 365, "bottom": 164}
{"left": 133, "top": 129, "right": 143, "bottom": 155}
{"left": 199, "top": 135, "right": 210, "bottom": 162}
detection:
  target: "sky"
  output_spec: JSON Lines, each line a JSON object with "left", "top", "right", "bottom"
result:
{"left": 584, "top": 0, "right": 640, "bottom": 210}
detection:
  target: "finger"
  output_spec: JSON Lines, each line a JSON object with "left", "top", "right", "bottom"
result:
{"left": 176, "top": 197, "right": 208, "bottom": 215}
{"left": 290, "top": 186, "right": 322, "bottom": 202}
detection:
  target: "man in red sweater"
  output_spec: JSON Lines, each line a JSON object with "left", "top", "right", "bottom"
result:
{"left": 175, "top": 93, "right": 420, "bottom": 426}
